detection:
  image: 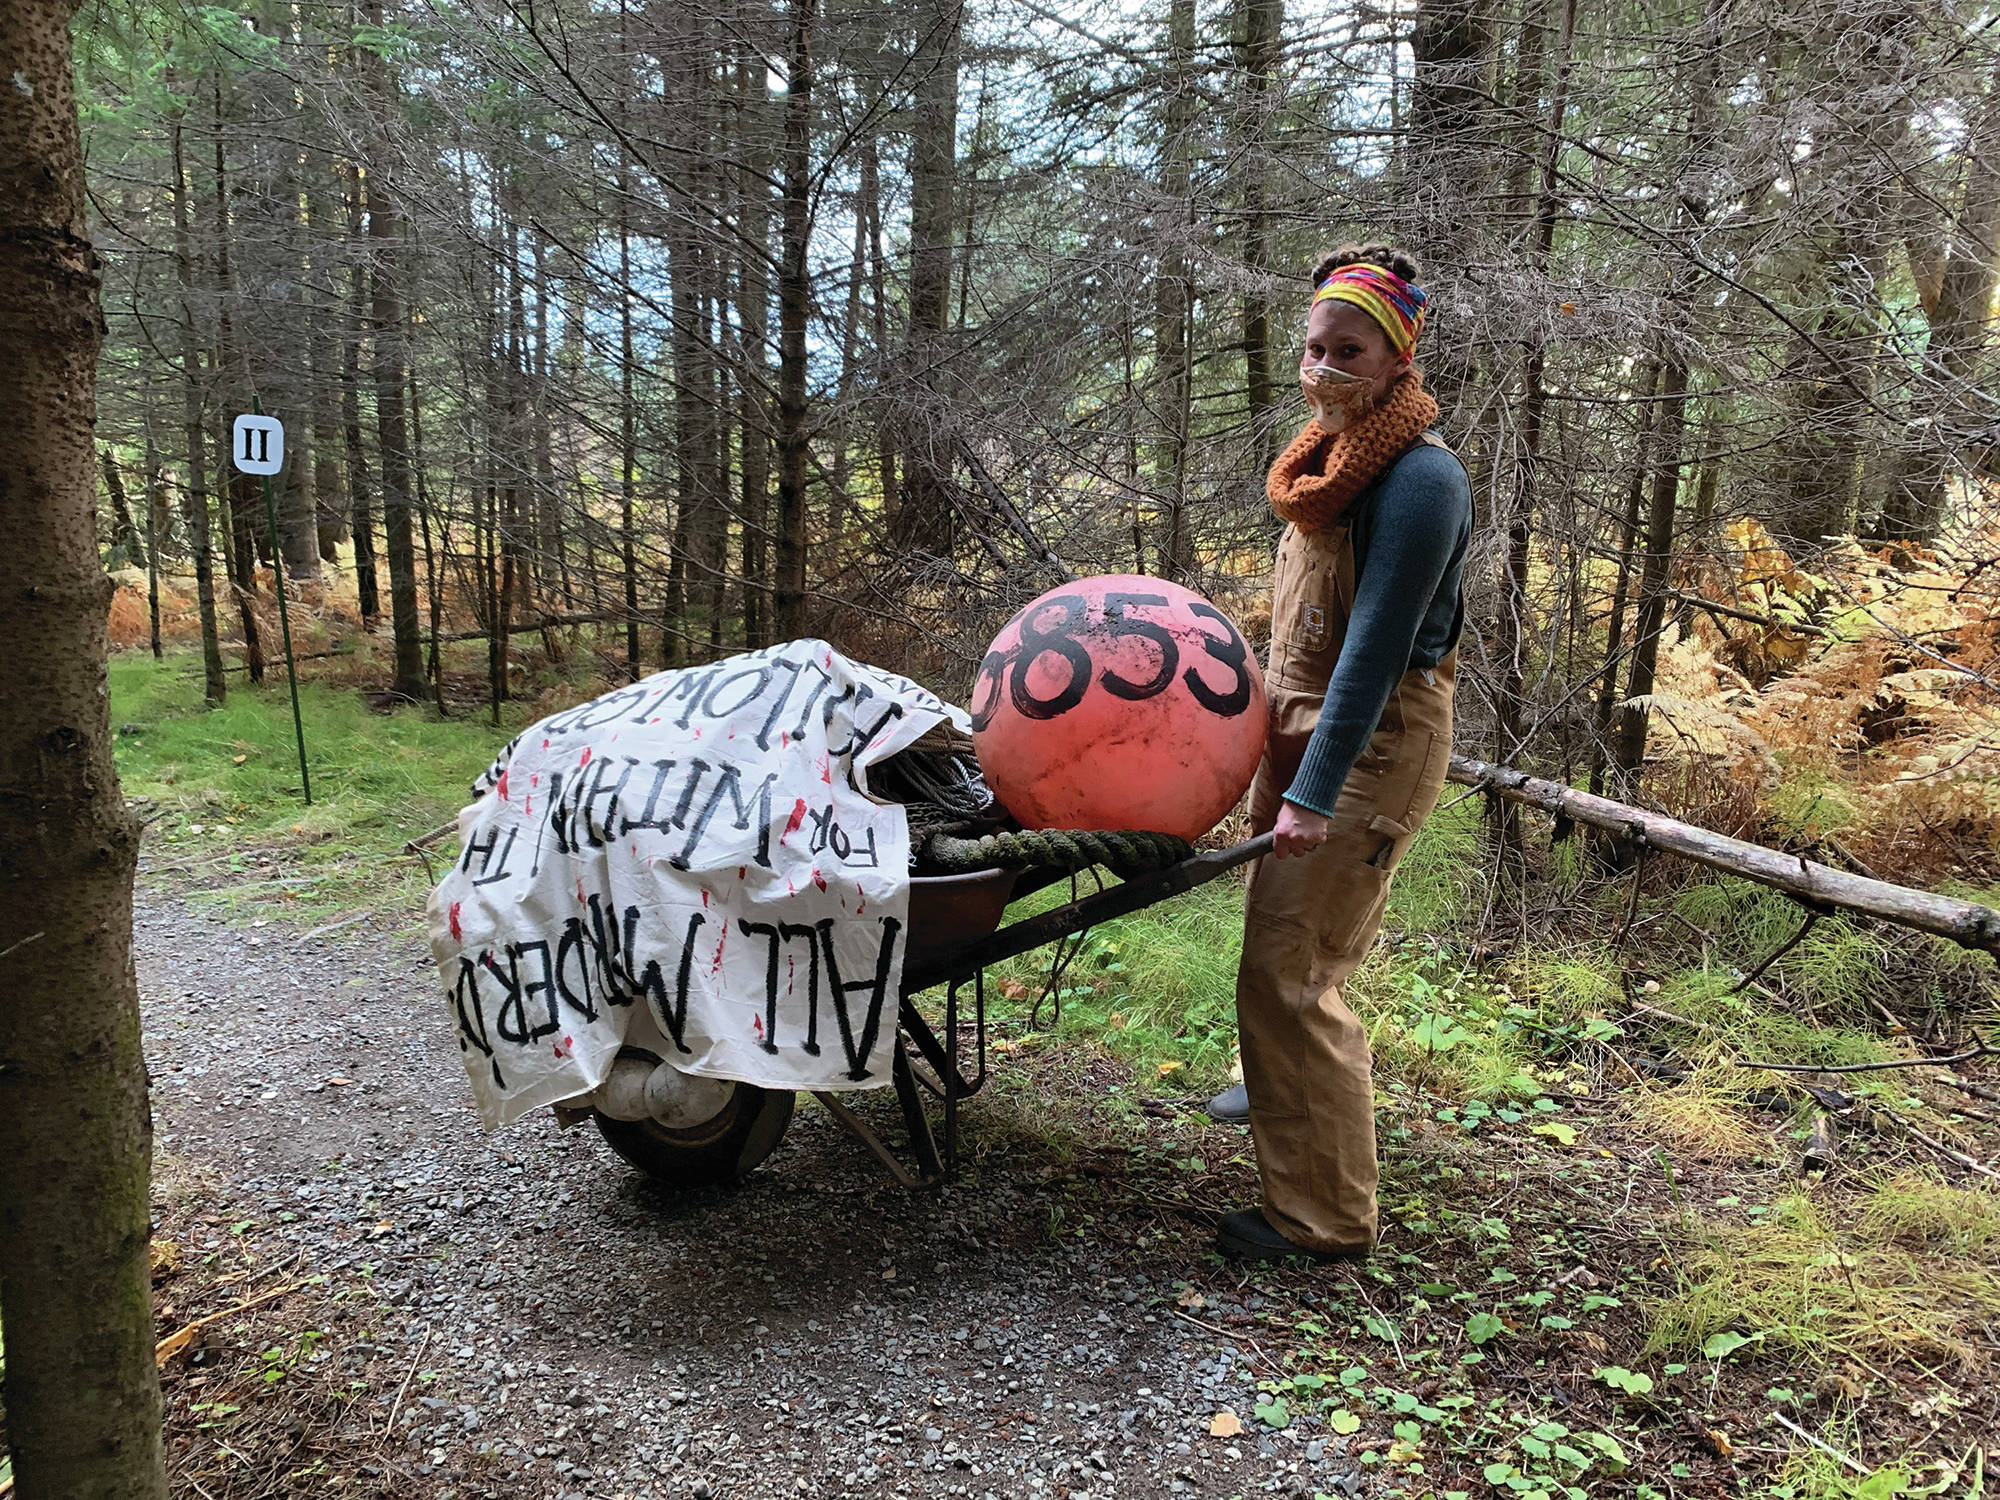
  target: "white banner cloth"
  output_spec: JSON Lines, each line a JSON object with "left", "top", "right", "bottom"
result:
{"left": 427, "top": 641, "right": 962, "bottom": 1129}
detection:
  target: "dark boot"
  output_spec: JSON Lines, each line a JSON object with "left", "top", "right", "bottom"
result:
{"left": 1215, "top": 1207, "right": 1370, "bottom": 1264}
{"left": 1207, "top": 1082, "right": 1249, "bottom": 1122}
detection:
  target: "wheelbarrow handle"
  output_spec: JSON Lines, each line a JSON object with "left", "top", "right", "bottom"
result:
{"left": 900, "top": 831, "right": 1276, "bottom": 995}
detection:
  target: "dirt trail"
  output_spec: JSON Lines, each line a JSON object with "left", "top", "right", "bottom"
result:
{"left": 136, "top": 886, "right": 1337, "bottom": 1500}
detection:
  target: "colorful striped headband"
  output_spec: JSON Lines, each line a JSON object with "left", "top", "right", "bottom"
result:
{"left": 1311, "top": 262, "right": 1428, "bottom": 355}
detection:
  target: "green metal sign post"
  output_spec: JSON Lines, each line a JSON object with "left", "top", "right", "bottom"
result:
{"left": 233, "top": 401, "right": 312, "bottom": 805}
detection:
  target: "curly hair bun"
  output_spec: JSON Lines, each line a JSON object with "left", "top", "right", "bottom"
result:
{"left": 1312, "top": 243, "right": 1422, "bottom": 287}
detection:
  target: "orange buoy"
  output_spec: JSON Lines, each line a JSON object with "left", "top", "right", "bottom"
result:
{"left": 969, "top": 575, "right": 1268, "bottom": 841}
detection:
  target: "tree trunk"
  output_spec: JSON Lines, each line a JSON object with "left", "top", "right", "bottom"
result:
{"left": 737, "top": 41, "right": 775, "bottom": 650}
{"left": 1489, "top": 0, "right": 1576, "bottom": 868}
{"left": 1236, "top": 0, "right": 1281, "bottom": 466}
{"left": 342, "top": 159, "right": 378, "bottom": 623}
{"left": 1587, "top": 359, "right": 1661, "bottom": 799}
{"left": 170, "top": 108, "right": 228, "bottom": 705}
{"left": 1879, "top": 56, "right": 2000, "bottom": 543}
{"left": 143, "top": 389, "right": 164, "bottom": 658}
{"left": 616, "top": 145, "right": 641, "bottom": 679}
{"left": 362, "top": 0, "right": 429, "bottom": 702}
{"left": 1612, "top": 352, "right": 1692, "bottom": 782}
{"left": 101, "top": 446, "right": 145, "bottom": 566}
{"left": 1610, "top": 0, "right": 1727, "bottom": 792}
{"left": 1407, "top": 0, "right": 1498, "bottom": 412}
{"left": 774, "top": 0, "right": 816, "bottom": 638}
{"left": 862, "top": 134, "right": 896, "bottom": 533}
{"left": 1155, "top": 0, "right": 1197, "bottom": 583}
{"left": 0, "top": 6, "right": 170, "bottom": 1496}
{"left": 890, "top": 0, "right": 961, "bottom": 560}
{"left": 307, "top": 160, "right": 347, "bottom": 565}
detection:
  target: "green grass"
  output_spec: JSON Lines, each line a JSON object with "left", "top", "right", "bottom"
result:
{"left": 1647, "top": 1189, "right": 2000, "bottom": 1368}
{"left": 110, "top": 650, "right": 516, "bottom": 925}
{"left": 976, "top": 798, "right": 1502, "bottom": 1092}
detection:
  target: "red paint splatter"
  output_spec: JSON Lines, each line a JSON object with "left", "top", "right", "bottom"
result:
{"left": 496, "top": 769, "right": 510, "bottom": 800}
{"left": 448, "top": 902, "right": 462, "bottom": 941}
{"left": 783, "top": 798, "right": 808, "bottom": 839}
{"left": 812, "top": 869, "right": 827, "bottom": 893}
{"left": 580, "top": 746, "right": 592, "bottom": 766}
{"left": 818, "top": 755, "right": 833, "bottom": 785}
{"left": 701, "top": 888, "right": 710, "bottom": 908}
{"left": 576, "top": 879, "right": 587, "bottom": 905}
{"left": 752, "top": 1013, "right": 765, "bottom": 1040}
{"left": 542, "top": 737, "right": 550, "bottom": 749}
{"left": 553, "top": 1035, "right": 573, "bottom": 1059}
{"left": 738, "top": 866, "right": 748, "bottom": 880}
{"left": 524, "top": 796, "right": 533, "bottom": 817}
{"left": 710, "top": 928, "right": 728, "bottom": 976}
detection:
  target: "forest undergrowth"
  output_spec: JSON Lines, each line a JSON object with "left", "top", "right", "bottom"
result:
{"left": 107, "top": 521, "right": 2000, "bottom": 1497}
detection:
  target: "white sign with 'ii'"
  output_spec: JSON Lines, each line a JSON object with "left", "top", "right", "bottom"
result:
{"left": 230, "top": 413, "right": 285, "bottom": 476}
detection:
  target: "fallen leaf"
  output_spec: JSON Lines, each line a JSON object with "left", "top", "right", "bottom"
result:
{"left": 149, "top": 1240, "right": 183, "bottom": 1280}
{"left": 1158, "top": 1061, "right": 1184, "bottom": 1076}
{"left": 328, "top": 1076, "right": 354, "bottom": 1086}
{"left": 1176, "top": 1287, "right": 1205, "bottom": 1309}
{"left": 1705, "top": 1428, "right": 1734, "bottom": 1458}
{"left": 1208, "top": 1411, "right": 1243, "bottom": 1438}
{"left": 882, "top": 1267, "right": 897, "bottom": 1281}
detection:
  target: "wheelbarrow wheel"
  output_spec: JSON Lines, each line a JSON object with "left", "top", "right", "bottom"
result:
{"left": 594, "top": 1078, "right": 795, "bottom": 1189}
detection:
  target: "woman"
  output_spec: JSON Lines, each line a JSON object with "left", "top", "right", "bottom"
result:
{"left": 1209, "top": 246, "right": 1472, "bottom": 1262}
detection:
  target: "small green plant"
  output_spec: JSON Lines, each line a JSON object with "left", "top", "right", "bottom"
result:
{"left": 1594, "top": 1366, "right": 1653, "bottom": 1395}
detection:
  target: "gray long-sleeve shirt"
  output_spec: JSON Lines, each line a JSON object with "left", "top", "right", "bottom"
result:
{"left": 1281, "top": 441, "right": 1472, "bottom": 816}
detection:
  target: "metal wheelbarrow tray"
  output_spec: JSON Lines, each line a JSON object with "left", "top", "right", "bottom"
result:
{"left": 570, "top": 832, "right": 1274, "bottom": 1192}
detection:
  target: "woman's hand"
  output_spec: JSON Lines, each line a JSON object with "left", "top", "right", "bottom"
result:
{"left": 1273, "top": 801, "right": 1331, "bottom": 859}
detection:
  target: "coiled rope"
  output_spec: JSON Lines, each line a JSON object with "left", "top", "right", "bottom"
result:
{"left": 922, "top": 827, "right": 1194, "bottom": 877}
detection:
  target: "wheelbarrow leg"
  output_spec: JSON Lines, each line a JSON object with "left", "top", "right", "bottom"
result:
{"left": 893, "top": 1041, "right": 947, "bottom": 1184}
{"left": 812, "top": 1090, "right": 930, "bottom": 1190}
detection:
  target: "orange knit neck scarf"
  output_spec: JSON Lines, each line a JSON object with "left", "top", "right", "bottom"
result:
{"left": 1266, "top": 371, "right": 1439, "bottom": 532}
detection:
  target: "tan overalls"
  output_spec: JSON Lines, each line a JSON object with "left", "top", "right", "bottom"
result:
{"left": 1236, "top": 438, "right": 1458, "bottom": 1251}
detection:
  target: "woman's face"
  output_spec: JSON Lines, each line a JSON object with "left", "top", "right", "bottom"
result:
{"left": 1302, "top": 299, "right": 1412, "bottom": 403}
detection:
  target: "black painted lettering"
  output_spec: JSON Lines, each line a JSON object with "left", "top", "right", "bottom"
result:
{"left": 778, "top": 921, "right": 824, "bottom": 1056}
{"left": 469, "top": 827, "right": 520, "bottom": 887}
{"left": 672, "top": 760, "right": 778, "bottom": 870}
{"left": 450, "top": 957, "right": 504, "bottom": 1088}
{"left": 700, "top": 663, "right": 774, "bottom": 720}
{"left": 552, "top": 918, "right": 599, "bottom": 1024}
{"left": 738, "top": 919, "right": 784, "bottom": 1055}
{"left": 580, "top": 754, "right": 638, "bottom": 848}
{"left": 615, "top": 758, "right": 680, "bottom": 837}
{"left": 839, "top": 826, "right": 880, "bottom": 868}
{"left": 633, "top": 910, "right": 703, "bottom": 1054}
{"left": 815, "top": 916, "right": 902, "bottom": 1081}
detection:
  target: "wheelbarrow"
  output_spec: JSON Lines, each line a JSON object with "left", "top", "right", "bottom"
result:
{"left": 567, "top": 831, "right": 1276, "bottom": 1190}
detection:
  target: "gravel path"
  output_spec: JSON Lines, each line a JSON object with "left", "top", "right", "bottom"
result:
{"left": 137, "top": 886, "right": 1357, "bottom": 1500}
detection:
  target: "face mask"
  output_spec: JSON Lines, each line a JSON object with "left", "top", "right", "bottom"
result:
{"left": 1300, "top": 364, "right": 1374, "bottom": 435}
